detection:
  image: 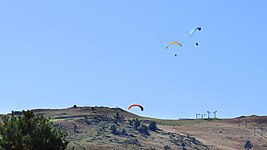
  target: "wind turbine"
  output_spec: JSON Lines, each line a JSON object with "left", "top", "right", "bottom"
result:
{"left": 207, "top": 111, "right": 211, "bottom": 119}
{"left": 213, "top": 111, "right": 217, "bottom": 119}
{"left": 196, "top": 113, "right": 201, "bottom": 119}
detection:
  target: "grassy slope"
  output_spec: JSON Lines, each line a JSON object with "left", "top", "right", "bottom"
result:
{"left": 2, "top": 107, "right": 267, "bottom": 149}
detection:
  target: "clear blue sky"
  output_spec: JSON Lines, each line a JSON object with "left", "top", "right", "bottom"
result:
{"left": 0, "top": 1, "right": 266, "bottom": 119}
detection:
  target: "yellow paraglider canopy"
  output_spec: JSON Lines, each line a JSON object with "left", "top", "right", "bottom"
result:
{"left": 165, "top": 41, "right": 182, "bottom": 49}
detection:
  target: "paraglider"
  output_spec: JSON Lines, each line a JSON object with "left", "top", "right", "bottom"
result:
{"left": 165, "top": 42, "right": 182, "bottom": 56}
{"left": 128, "top": 104, "right": 144, "bottom": 111}
{"left": 189, "top": 26, "right": 201, "bottom": 46}
{"left": 189, "top": 27, "right": 201, "bottom": 37}
{"left": 165, "top": 41, "right": 182, "bottom": 49}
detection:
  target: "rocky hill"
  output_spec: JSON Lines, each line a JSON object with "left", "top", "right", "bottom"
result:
{"left": 32, "top": 106, "right": 210, "bottom": 150}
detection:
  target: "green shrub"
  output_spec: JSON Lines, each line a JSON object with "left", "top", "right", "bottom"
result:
{"left": 137, "top": 124, "right": 150, "bottom": 135}
{"left": 148, "top": 121, "right": 157, "bottom": 131}
{"left": 244, "top": 140, "right": 253, "bottom": 150}
{"left": 109, "top": 124, "right": 119, "bottom": 135}
{"left": 121, "top": 128, "right": 128, "bottom": 136}
{"left": 133, "top": 118, "right": 140, "bottom": 130}
{"left": 114, "top": 112, "right": 124, "bottom": 124}
{"left": 0, "top": 110, "right": 69, "bottom": 150}
{"left": 163, "top": 145, "right": 171, "bottom": 150}
{"left": 128, "top": 120, "right": 133, "bottom": 126}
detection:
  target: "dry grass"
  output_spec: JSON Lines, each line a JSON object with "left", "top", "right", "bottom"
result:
{"left": 2, "top": 107, "right": 267, "bottom": 150}
{"left": 160, "top": 117, "right": 267, "bottom": 150}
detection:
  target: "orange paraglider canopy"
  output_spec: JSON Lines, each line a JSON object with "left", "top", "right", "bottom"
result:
{"left": 128, "top": 104, "right": 144, "bottom": 111}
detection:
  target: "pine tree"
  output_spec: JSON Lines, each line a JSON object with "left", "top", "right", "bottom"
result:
{"left": 114, "top": 112, "right": 124, "bottom": 124}
{"left": 148, "top": 121, "right": 157, "bottom": 131}
{"left": 133, "top": 118, "right": 140, "bottom": 130}
{"left": 0, "top": 110, "right": 69, "bottom": 150}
